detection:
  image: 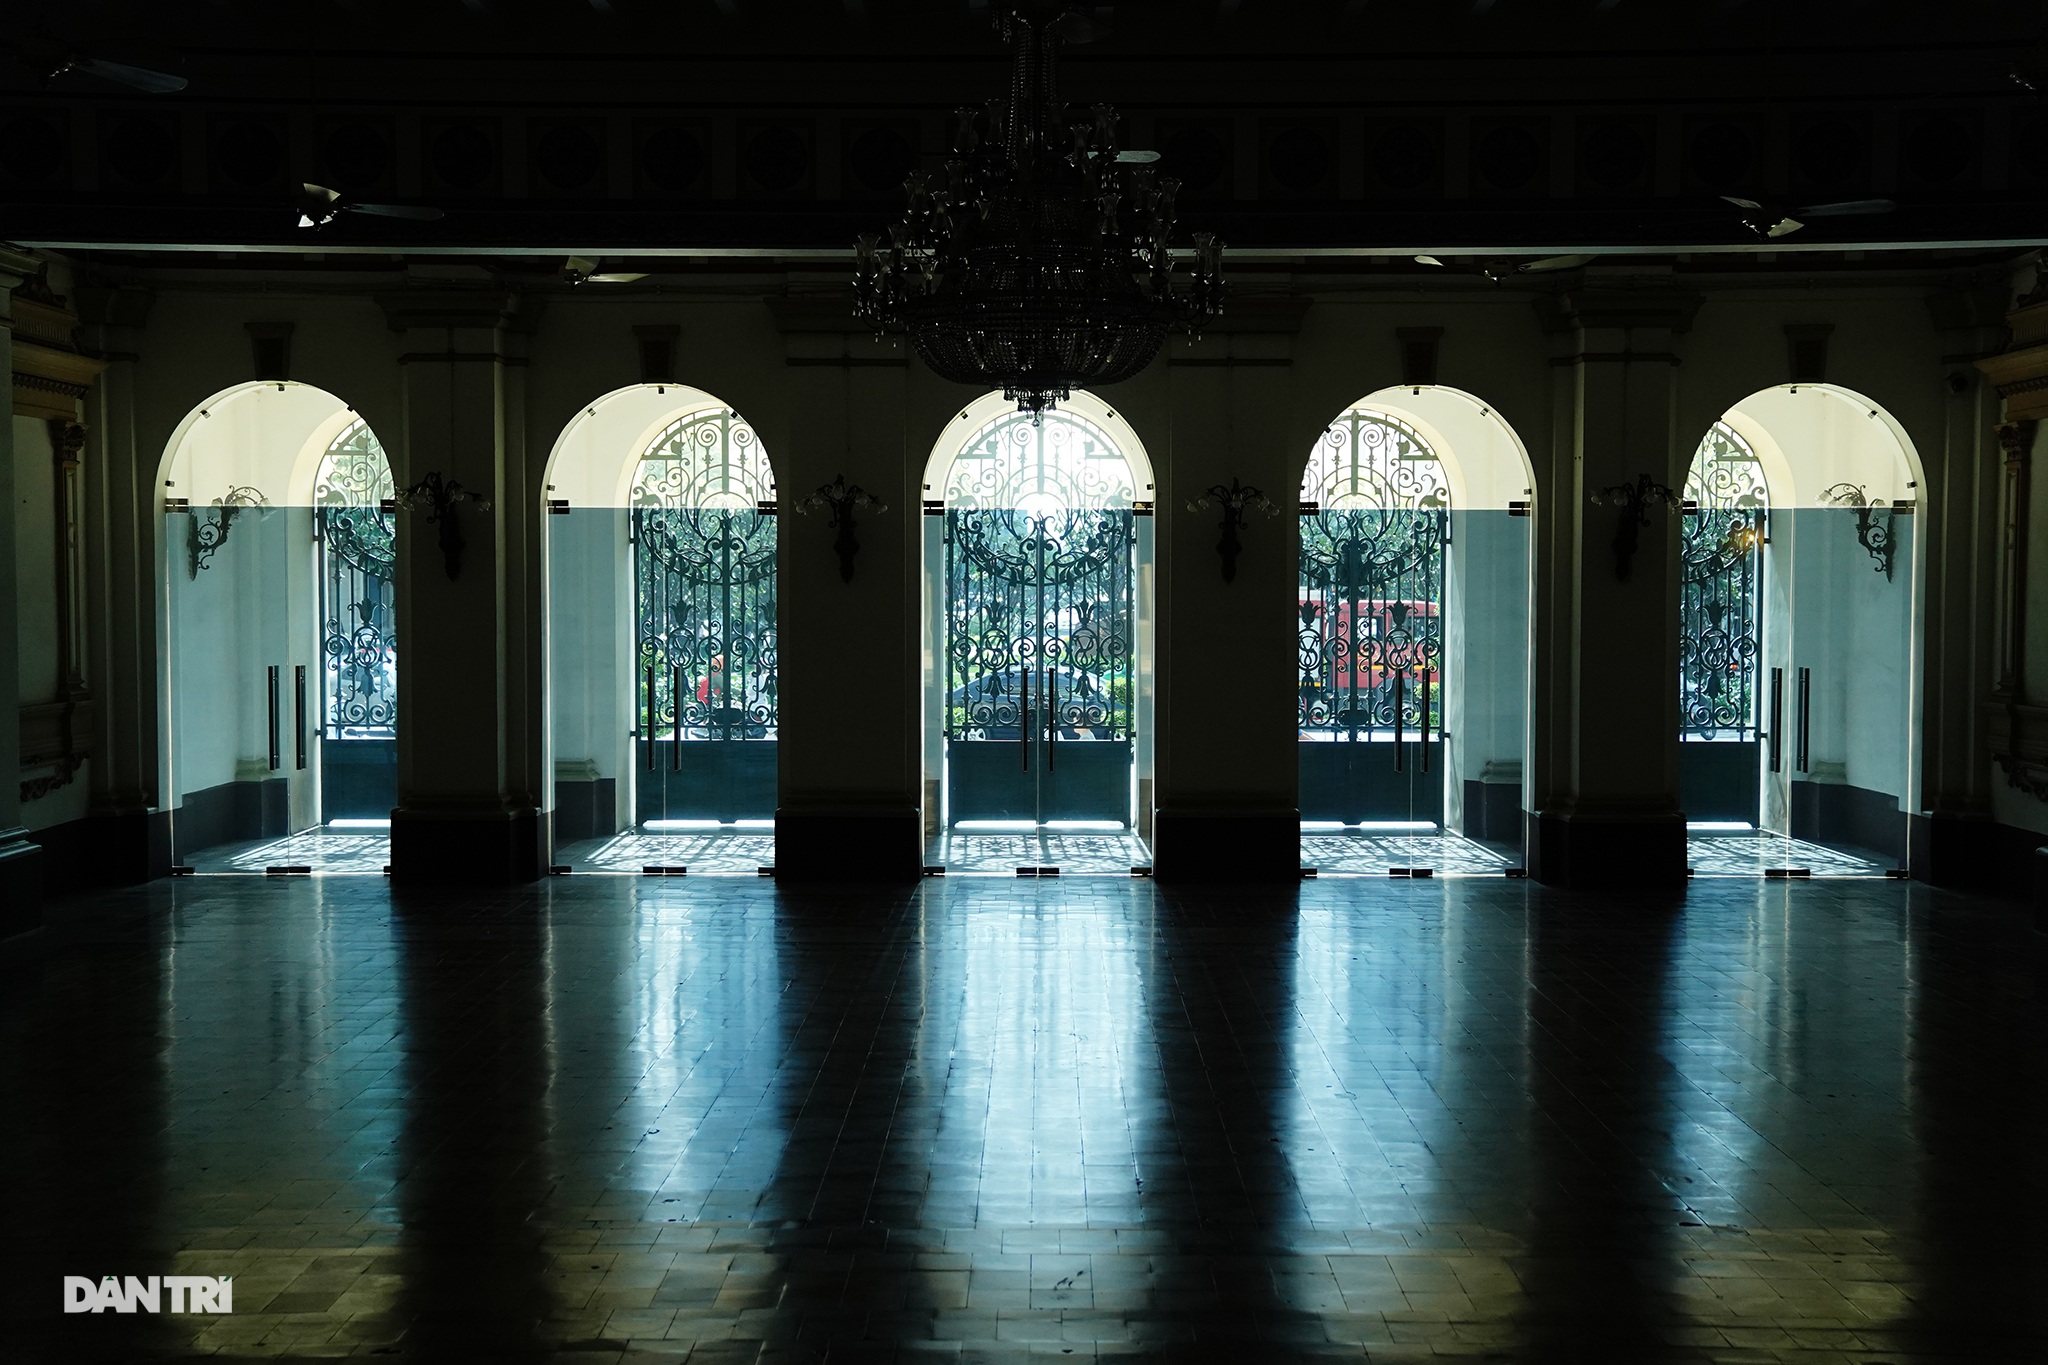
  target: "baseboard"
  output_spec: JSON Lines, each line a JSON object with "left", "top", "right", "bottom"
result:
{"left": 1152, "top": 808, "right": 1300, "bottom": 882}
{"left": 390, "top": 806, "right": 543, "bottom": 885}
{"left": 1912, "top": 811, "right": 2048, "bottom": 900}
{"left": 1526, "top": 809, "right": 1688, "bottom": 890}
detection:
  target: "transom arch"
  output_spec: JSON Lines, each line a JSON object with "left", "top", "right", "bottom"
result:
{"left": 543, "top": 383, "right": 776, "bottom": 510}
{"left": 158, "top": 381, "right": 386, "bottom": 510}
{"left": 1296, "top": 386, "right": 1537, "bottom": 513}
{"left": 923, "top": 390, "right": 1154, "bottom": 504}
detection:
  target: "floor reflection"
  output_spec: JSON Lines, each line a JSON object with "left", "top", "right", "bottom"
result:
{"left": 184, "top": 824, "right": 391, "bottom": 874}
{"left": 1688, "top": 831, "right": 1890, "bottom": 877}
{"left": 1302, "top": 828, "right": 1517, "bottom": 876}
{"left": 927, "top": 829, "right": 1152, "bottom": 874}
{"left": 11, "top": 874, "right": 2042, "bottom": 1361}
{"left": 555, "top": 830, "right": 775, "bottom": 874}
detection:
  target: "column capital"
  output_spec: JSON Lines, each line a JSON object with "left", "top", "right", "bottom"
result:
{"left": 1976, "top": 300, "right": 2048, "bottom": 420}
{"left": 0, "top": 245, "right": 43, "bottom": 292}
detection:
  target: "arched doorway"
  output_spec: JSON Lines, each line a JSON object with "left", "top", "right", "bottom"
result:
{"left": 1680, "top": 385, "right": 1921, "bottom": 877}
{"left": 923, "top": 392, "right": 1154, "bottom": 874}
{"left": 159, "top": 383, "right": 396, "bottom": 873}
{"left": 543, "top": 386, "right": 778, "bottom": 874}
{"left": 1296, "top": 389, "right": 1534, "bottom": 877}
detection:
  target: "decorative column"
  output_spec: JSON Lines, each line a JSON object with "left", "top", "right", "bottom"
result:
{"left": 0, "top": 246, "right": 45, "bottom": 931}
{"left": 1525, "top": 275, "right": 1701, "bottom": 888}
{"left": 1977, "top": 293, "right": 2048, "bottom": 813}
{"left": 379, "top": 280, "right": 545, "bottom": 884}
{"left": 766, "top": 293, "right": 920, "bottom": 880}
{"left": 74, "top": 283, "right": 166, "bottom": 882}
{"left": 1151, "top": 298, "right": 1307, "bottom": 882}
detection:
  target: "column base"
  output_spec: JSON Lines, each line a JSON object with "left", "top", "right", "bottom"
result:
{"left": 390, "top": 806, "right": 543, "bottom": 886}
{"left": 1151, "top": 808, "right": 1301, "bottom": 883}
{"left": 1527, "top": 809, "right": 1688, "bottom": 890}
{"left": 0, "top": 833, "right": 46, "bottom": 940}
{"left": 774, "top": 806, "right": 922, "bottom": 883}
{"left": 1911, "top": 810, "right": 2048, "bottom": 899}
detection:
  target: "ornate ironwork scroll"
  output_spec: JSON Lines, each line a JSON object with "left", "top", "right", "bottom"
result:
{"left": 942, "top": 410, "right": 1137, "bottom": 747}
{"left": 1296, "top": 411, "right": 1447, "bottom": 743}
{"left": 633, "top": 409, "right": 778, "bottom": 743}
{"left": 1821, "top": 482, "right": 1899, "bottom": 582}
{"left": 316, "top": 420, "right": 397, "bottom": 738}
{"left": 1679, "top": 422, "right": 1768, "bottom": 740}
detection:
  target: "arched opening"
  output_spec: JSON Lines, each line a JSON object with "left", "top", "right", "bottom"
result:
{"left": 1296, "top": 387, "right": 1534, "bottom": 876}
{"left": 922, "top": 391, "right": 1155, "bottom": 874}
{"left": 159, "top": 382, "right": 396, "bottom": 872}
{"left": 543, "top": 385, "right": 778, "bottom": 873}
{"left": 1680, "top": 384, "right": 1921, "bottom": 876}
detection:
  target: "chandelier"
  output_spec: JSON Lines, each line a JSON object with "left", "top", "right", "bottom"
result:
{"left": 852, "top": 7, "right": 1225, "bottom": 416}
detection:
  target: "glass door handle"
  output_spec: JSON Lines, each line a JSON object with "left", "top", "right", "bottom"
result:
{"left": 1021, "top": 668, "right": 1030, "bottom": 772}
{"left": 1420, "top": 668, "right": 1429, "bottom": 773}
{"left": 645, "top": 666, "right": 657, "bottom": 771}
{"left": 671, "top": 666, "right": 682, "bottom": 770}
{"left": 1045, "top": 668, "right": 1054, "bottom": 772}
{"left": 1393, "top": 670, "right": 1405, "bottom": 773}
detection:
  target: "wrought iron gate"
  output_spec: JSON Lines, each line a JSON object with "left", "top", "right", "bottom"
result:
{"left": 1296, "top": 411, "right": 1447, "bottom": 822}
{"left": 314, "top": 420, "right": 398, "bottom": 819}
{"left": 944, "top": 507, "right": 1134, "bottom": 821}
{"left": 940, "top": 408, "right": 1139, "bottom": 825}
{"left": 632, "top": 409, "right": 777, "bottom": 822}
{"left": 1678, "top": 421, "right": 1767, "bottom": 822}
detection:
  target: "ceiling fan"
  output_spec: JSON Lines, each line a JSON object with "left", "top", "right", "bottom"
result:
{"left": 1415, "top": 253, "right": 1596, "bottom": 283}
{"left": 560, "top": 256, "right": 648, "bottom": 286}
{"left": 1721, "top": 195, "right": 1895, "bottom": 239}
{"left": 7, "top": 25, "right": 187, "bottom": 93}
{"left": 295, "top": 183, "right": 445, "bottom": 230}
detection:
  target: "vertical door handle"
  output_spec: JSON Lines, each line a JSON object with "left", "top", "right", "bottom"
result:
{"left": 1796, "top": 667, "right": 1811, "bottom": 774}
{"left": 671, "top": 666, "right": 683, "bottom": 770}
{"left": 646, "top": 666, "right": 656, "bottom": 771}
{"left": 1020, "top": 668, "right": 1031, "bottom": 772}
{"left": 294, "top": 665, "right": 307, "bottom": 770}
{"left": 1393, "top": 670, "right": 1405, "bottom": 773}
{"left": 1768, "top": 668, "right": 1784, "bottom": 773}
{"left": 1420, "top": 668, "right": 1430, "bottom": 773}
{"left": 1045, "top": 668, "right": 1054, "bottom": 772}
{"left": 267, "top": 665, "right": 281, "bottom": 771}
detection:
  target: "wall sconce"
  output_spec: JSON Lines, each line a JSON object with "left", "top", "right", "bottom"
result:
{"left": 187, "top": 485, "right": 269, "bottom": 578}
{"left": 1591, "top": 473, "right": 1680, "bottom": 581}
{"left": 1186, "top": 478, "right": 1280, "bottom": 583}
{"left": 393, "top": 471, "right": 490, "bottom": 580}
{"left": 1822, "top": 482, "right": 1899, "bottom": 582}
{"left": 797, "top": 474, "right": 887, "bottom": 582}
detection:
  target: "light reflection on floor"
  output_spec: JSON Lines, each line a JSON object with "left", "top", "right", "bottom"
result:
{"left": 1688, "top": 831, "right": 1891, "bottom": 877}
{"left": 556, "top": 830, "right": 775, "bottom": 874}
{"left": 185, "top": 826, "right": 391, "bottom": 874}
{"left": 928, "top": 829, "right": 1152, "bottom": 875}
{"left": 1302, "top": 830, "right": 1517, "bottom": 877}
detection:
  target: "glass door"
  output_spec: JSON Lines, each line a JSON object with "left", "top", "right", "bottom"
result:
{"left": 943, "top": 506, "right": 1135, "bottom": 826}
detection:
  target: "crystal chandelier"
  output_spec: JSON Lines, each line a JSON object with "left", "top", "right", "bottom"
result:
{"left": 853, "top": 7, "right": 1225, "bottom": 416}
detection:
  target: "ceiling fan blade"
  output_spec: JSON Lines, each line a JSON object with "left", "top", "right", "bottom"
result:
{"left": 1719, "top": 195, "right": 1764, "bottom": 211}
{"left": 70, "top": 55, "right": 187, "bottom": 93}
{"left": 1115, "top": 149, "right": 1160, "bottom": 164}
{"left": 1413, "top": 255, "right": 1446, "bottom": 268}
{"left": 348, "top": 202, "right": 447, "bottom": 222}
{"left": 587, "top": 272, "right": 648, "bottom": 284}
{"left": 1765, "top": 217, "right": 1804, "bottom": 238}
{"left": 1795, "top": 198, "right": 1895, "bottom": 218}
{"left": 564, "top": 255, "right": 599, "bottom": 276}
{"left": 1519, "top": 253, "right": 1596, "bottom": 273}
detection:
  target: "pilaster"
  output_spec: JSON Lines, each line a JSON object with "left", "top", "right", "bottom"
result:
{"left": 766, "top": 291, "right": 920, "bottom": 881}
{"left": 1152, "top": 295, "right": 1308, "bottom": 882}
{"left": 1526, "top": 273, "right": 1701, "bottom": 888}
{"left": 0, "top": 245, "right": 47, "bottom": 932}
{"left": 380, "top": 278, "right": 544, "bottom": 884}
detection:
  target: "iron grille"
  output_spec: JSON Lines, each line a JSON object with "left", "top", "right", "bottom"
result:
{"left": 315, "top": 420, "right": 396, "bottom": 739}
{"left": 1296, "top": 411, "right": 1447, "bottom": 741}
{"left": 632, "top": 409, "right": 777, "bottom": 744}
{"left": 1680, "top": 422, "right": 1767, "bottom": 741}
